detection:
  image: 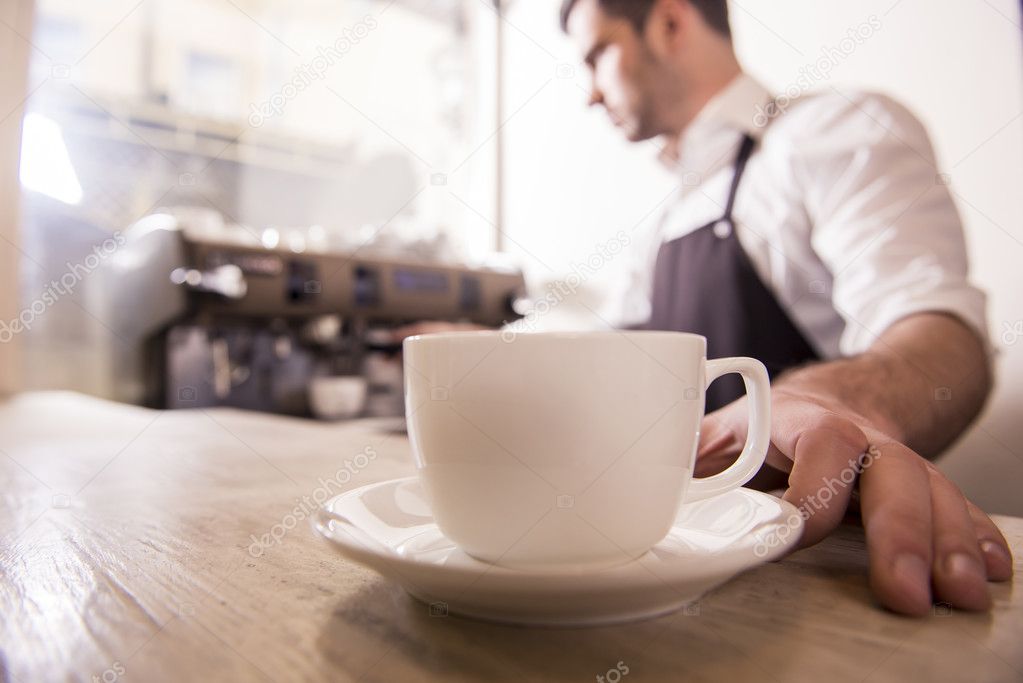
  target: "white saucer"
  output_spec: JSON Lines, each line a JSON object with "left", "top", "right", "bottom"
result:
{"left": 313, "top": 477, "right": 803, "bottom": 626}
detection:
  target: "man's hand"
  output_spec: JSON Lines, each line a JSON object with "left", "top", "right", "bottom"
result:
{"left": 698, "top": 381, "right": 1014, "bottom": 616}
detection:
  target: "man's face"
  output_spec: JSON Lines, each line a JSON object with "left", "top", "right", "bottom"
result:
{"left": 566, "top": 0, "right": 665, "bottom": 142}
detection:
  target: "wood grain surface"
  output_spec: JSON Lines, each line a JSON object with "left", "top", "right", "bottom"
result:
{"left": 1, "top": 392, "right": 1020, "bottom": 683}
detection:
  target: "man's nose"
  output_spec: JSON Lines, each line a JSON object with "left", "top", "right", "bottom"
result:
{"left": 588, "top": 84, "right": 604, "bottom": 108}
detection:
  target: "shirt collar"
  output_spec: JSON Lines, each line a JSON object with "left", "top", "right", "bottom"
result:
{"left": 659, "top": 72, "right": 773, "bottom": 170}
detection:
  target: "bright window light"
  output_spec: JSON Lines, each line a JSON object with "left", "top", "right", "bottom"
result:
{"left": 19, "top": 113, "right": 83, "bottom": 205}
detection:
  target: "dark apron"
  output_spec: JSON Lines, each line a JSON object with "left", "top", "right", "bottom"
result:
{"left": 648, "top": 133, "right": 821, "bottom": 412}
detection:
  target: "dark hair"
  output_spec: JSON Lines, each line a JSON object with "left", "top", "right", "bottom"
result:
{"left": 560, "top": 0, "right": 731, "bottom": 39}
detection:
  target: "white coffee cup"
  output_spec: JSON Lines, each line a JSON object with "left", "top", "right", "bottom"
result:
{"left": 403, "top": 331, "right": 771, "bottom": 569}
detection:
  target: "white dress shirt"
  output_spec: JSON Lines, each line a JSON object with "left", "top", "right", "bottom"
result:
{"left": 610, "top": 73, "right": 990, "bottom": 358}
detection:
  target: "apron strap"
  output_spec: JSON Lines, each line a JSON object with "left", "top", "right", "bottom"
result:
{"left": 721, "top": 133, "right": 757, "bottom": 224}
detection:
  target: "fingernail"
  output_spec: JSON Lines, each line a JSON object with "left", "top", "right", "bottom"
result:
{"left": 946, "top": 552, "right": 986, "bottom": 582}
{"left": 980, "top": 540, "right": 1011, "bottom": 566}
{"left": 893, "top": 554, "right": 930, "bottom": 599}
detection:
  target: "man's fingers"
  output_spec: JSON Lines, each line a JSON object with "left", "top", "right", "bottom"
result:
{"left": 780, "top": 418, "right": 868, "bottom": 548}
{"left": 696, "top": 416, "right": 739, "bottom": 459}
{"left": 695, "top": 416, "right": 741, "bottom": 477}
{"left": 965, "top": 499, "right": 1014, "bottom": 582}
{"left": 926, "top": 465, "right": 991, "bottom": 611}
{"left": 859, "top": 441, "right": 933, "bottom": 616}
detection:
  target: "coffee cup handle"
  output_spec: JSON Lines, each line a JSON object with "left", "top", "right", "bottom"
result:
{"left": 684, "top": 357, "right": 771, "bottom": 502}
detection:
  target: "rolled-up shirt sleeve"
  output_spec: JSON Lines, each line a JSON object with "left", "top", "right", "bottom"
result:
{"left": 796, "top": 93, "right": 990, "bottom": 356}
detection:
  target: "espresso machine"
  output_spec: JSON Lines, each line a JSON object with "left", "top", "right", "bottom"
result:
{"left": 96, "top": 213, "right": 528, "bottom": 418}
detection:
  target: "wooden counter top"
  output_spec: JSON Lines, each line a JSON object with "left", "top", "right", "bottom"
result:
{"left": 1, "top": 392, "right": 1020, "bottom": 682}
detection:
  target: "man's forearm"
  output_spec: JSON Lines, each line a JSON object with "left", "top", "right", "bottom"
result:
{"left": 774, "top": 312, "right": 992, "bottom": 458}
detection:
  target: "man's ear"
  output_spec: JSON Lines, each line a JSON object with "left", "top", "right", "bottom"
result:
{"left": 643, "top": 0, "right": 689, "bottom": 56}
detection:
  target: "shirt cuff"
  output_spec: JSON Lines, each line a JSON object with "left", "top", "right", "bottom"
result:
{"left": 837, "top": 290, "right": 993, "bottom": 358}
